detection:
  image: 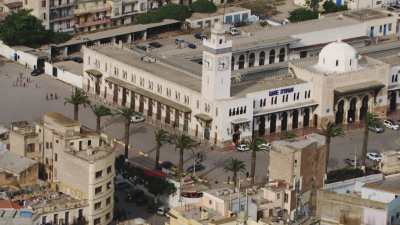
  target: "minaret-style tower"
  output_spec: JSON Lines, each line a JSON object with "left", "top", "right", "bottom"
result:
{"left": 201, "top": 22, "right": 232, "bottom": 100}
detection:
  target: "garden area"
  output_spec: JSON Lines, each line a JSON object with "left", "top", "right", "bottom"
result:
{"left": 288, "top": 0, "right": 348, "bottom": 22}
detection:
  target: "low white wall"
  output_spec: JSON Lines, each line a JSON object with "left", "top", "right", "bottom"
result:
{"left": 0, "top": 41, "right": 16, "bottom": 60}
{"left": 44, "top": 62, "right": 83, "bottom": 89}
{"left": 0, "top": 41, "right": 39, "bottom": 69}
{"left": 324, "top": 173, "right": 384, "bottom": 194}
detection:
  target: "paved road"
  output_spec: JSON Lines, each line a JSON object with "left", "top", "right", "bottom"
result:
{"left": 1, "top": 61, "right": 400, "bottom": 185}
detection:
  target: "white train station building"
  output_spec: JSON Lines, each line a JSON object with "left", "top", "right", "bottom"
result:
{"left": 82, "top": 21, "right": 396, "bottom": 146}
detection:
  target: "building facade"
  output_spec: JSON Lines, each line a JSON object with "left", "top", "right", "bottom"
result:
{"left": 23, "top": 0, "right": 75, "bottom": 32}
{"left": 8, "top": 112, "right": 115, "bottom": 225}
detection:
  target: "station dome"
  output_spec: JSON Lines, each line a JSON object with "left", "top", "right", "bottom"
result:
{"left": 317, "top": 40, "right": 359, "bottom": 73}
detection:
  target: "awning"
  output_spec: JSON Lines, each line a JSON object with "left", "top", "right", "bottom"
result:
{"left": 335, "top": 81, "right": 384, "bottom": 96}
{"left": 105, "top": 77, "right": 191, "bottom": 113}
{"left": 86, "top": 69, "right": 103, "bottom": 78}
{"left": 253, "top": 101, "right": 318, "bottom": 117}
{"left": 231, "top": 118, "right": 251, "bottom": 124}
{"left": 194, "top": 113, "right": 213, "bottom": 122}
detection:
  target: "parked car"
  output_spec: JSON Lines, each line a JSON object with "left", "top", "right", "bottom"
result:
{"left": 367, "top": 152, "right": 383, "bottom": 161}
{"left": 229, "top": 27, "right": 241, "bottom": 36}
{"left": 344, "top": 158, "right": 361, "bottom": 167}
{"left": 63, "top": 56, "right": 83, "bottom": 63}
{"left": 368, "top": 124, "right": 384, "bottom": 133}
{"left": 181, "top": 191, "right": 203, "bottom": 198}
{"left": 160, "top": 161, "right": 176, "bottom": 170}
{"left": 148, "top": 42, "right": 162, "bottom": 48}
{"left": 131, "top": 115, "right": 145, "bottom": 123}
{"left": 186, "top": 163, "right": 206, "bottom": 173}
{"left": 31, "top": 68, "right": 44, "bottom": 76}
{"left": 194, "top": 32, "right": 207, "bottom": 40}
{"left": 383, "top": 119, "right": 399, "bottom": 130}
{"left": 236, "top": 144, "right": 249, "bottom": 152}
{"left": 258, "top": 143, "right": 271, "bottom": 151}
{"left": 187, "top": 43, "right": 197, "bottom": 49}
{"left": 175, "top": 37, "right": 184, "bottom": 45}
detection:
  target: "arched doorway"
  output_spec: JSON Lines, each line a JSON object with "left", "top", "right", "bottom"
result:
{"left": 359, "top": 96, "right": 368, "bottom": 121}
{"left": 249, "top": 53, "right": 255, "bottom": 67}
{"left": 389, "top": 91, "right": 397, "bottom": 112}
{"left": 278, "top": 48, "right": 285, "bottom": 62}
{"left": 258, "top": 116, "right": 266, "bottom": 136}
{"left": 231, "top": 56, "right": 235, "bottom": 70}
{"left": 348, "top": 98, "right": 357, "bottom": 123}
{"left": 281, "top": 112, "right": 288, "bottom": 132}
{"left": 269, "top": 49, "right": 275, "bottom": 64}
{"left": 335, "top": 100, "right": 344, "bottom": 124}
{"left": 232, "top": 124, "right": 240, "bottom": 144}
{"left": 238, "top": 55, "right": 245, "bottom": 69}
{"left": 259, "top": 51, "right": 265, "bottom": 66}
{"left": 292, "top": 110, "right": 299, "bottom": 129}
{"left": 270, "top": 114, "right": 277, "bottom": 133}
{"left": 303, "top": 108, "right": 310, "bottom": 128}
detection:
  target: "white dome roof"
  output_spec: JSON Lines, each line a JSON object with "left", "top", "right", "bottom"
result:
{"left": 317, "top": 40, "right": 359, "bottom": 73}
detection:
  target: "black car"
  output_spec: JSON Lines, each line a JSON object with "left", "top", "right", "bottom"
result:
{"left": 186, "top": 163, "right": 205, "bottom": 173}
{"left": 63, "top": 56, "right": 83, "bottom": 63}
{"left": 31, "top": 68, "right": 44, "bottom": 76}
{"left": 148, "top": 42, "right": 162, "bottom": 48}
{"left": 187, "top": 43, "right": 197, "bottom": 49}
{"left": 160, "top": 161, "right": 175, "bottom": 170}
{"left": 194, "top": 32, "right": 207, "bottom": 40}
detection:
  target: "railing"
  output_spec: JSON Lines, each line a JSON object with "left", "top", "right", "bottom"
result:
{"left": 75, "top": 5, "right": 112, "bottom": 16}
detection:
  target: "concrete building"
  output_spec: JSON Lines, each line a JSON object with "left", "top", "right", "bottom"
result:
{"left": 82, "top": 15, "right": 394, "bottom": 146}
{"left": 0, "top": 150, "right": 38, "bottom": 187}
{"left": 74, "top": 0, "right": 112, "bottom": 33}
{"left": 8, "top": 112, "right": 115, "bottom": 225}
{"left": 109, "top": 0, "right": 150, "bottom": 27}
{"left": 0, "top": 0, "right": 23, "bottom": 20}
{"left": 23, "top": 0, "right": 75, "bottom": 32}
{"left": 268, "top": 134, "right": 326, "bottom": 220}
{"left": 185, "top": 7, "right": 251, "bottom": 29}
{"left": 317, "top": 174, "right": 400, "bottom": 225}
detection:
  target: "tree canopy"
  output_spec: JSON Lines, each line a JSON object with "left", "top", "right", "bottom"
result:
{"left": 190, "top": 0, "right": 217, "bottom": 13}
{"left": 0, "top": 10, "right": 71, "bottom": 48}
{"left": 323, "top": 1, "right": 347, "bottom": 13}
{"left": 288, "top": 8, "right": 319, "bottom": 22}
{"left": 136, "top": 4, "right": 192, "bottom": 24}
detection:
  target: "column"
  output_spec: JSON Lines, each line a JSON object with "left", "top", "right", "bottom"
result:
{"left": 355, "top": 99, "right": 362, "bottom": 122}
{"left": 343, "top": 99, "right": 349, "bottom": 125}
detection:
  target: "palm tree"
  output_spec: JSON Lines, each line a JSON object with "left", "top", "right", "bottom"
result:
{"left": 224, "top": 158, "right": 246, "bottom": 190}
{"left": 115, "top": 107, "right": 141, "bottom": 159}
{"left": 170, "top": 133, "right": 195, "bottom": 178}
{"left": 64, "top": 88, "right": 90, "bottom": 121}
{"left": 248, "top": 137, "right": 266, "bottom": 185}
{"left": 90, "top": 104, "right": 112, "bottom": 133}
{"left": 321, "top": 121, "right": 344, "bottom": 173}
{"left": 154, "top": 129, "right": 169, "bottom": 170}
{"left": 361, "top": 112, "right": 379, "bottom": 170}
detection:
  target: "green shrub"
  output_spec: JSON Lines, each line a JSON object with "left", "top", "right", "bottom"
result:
{"left": 190, "top": 0, "right": 217, "bottom": 13}
{"left": 288, "top": 8, "right": 318, "bottom": 22}
{"left": 323, "top": 1, "right": 348, "bottom": 13}
{"left": 136, "top": 4, "right": 192, "bottom": 24}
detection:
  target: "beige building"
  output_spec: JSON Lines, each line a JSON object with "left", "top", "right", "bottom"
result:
{"left": 9, "top": 112, "right": 115, "bottom": 225}
{"left": 0, "top": 150, "right": 38, "bottom": 187}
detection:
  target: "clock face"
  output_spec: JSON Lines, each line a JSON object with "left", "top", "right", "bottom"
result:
{"left": 217, "top": 56, "right": 230, "bottom": 71}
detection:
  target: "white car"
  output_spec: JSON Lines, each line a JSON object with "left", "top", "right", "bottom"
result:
{"left": 131, "top": 115, "right": 145, "bottom": 123}
{"left": 383, "top": 119, "right": 399, "bottom": 130}
{"left": 367, "top": 152, "right": 382, "bottom": 162}
{"left": 157, "top": 206, "right": 168, "bottom": 216}
{"left": 229, "top": 28, "right": 241, "bottom": 36}
{"left": 258, "top": 143, "right": 272, "bottom": 151}
{"left": 236, "top": 144, "right": 249, "bottom": 152}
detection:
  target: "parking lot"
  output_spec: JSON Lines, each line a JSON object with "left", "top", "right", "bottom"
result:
{"left": 1, "top": 60, "right": 400, "bottom": 191}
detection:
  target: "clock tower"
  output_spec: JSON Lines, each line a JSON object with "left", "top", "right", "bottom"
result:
{"left": 201, "top": 22, "right": 232, "bottom": 100}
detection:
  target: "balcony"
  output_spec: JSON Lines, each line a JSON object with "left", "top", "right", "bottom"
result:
{"left": 49, "top": 2, "right": 76, "bottom": 10}
{"left": 75, "top": 5, "right": 112, "bottom": 16}
{"left": 50, "top": 13, "right": 74, "bottom": 22}
{"left": 75, "top": 17, "right": 111, "bottom": 29}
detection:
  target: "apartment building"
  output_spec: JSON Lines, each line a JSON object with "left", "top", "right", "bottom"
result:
{"left": 74, "top": 0, "right": 111, "bottom": 33}
{"left": 8, "top": 112, "right": 115, "bottom": 225}
{"left": 109, "top": 0, "right": 149, "bottom": 27}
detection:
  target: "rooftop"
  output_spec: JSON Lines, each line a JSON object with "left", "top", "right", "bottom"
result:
{"left": 172, "top": 204, "right": 226, "bottom": 225}
{"left": 344, "top": 8, "right": 392, "bottom": 21}
{"left": 0, "top": 150, "right": 37, "bottom": 175}
{"left": 272, "top": 133, "right": 325, "bottom": 152}
{"left": 89, "top": 44, "right": 202, "bottom": 92}
{"left": 53, "top": 61, "right": 83, "bottom": 76}
{"left": 44, "top": 112, "right": 80, "bottom": 127}
{"left": 363, "top": 174, "right": 400, "bottom": 194}
{"left": 66, "top": 144, "right": 114, "bottom": 163}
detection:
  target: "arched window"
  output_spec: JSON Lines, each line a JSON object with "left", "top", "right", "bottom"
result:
{"left": 229, "top": 109, "right": 232, "bottom": 116}
{"left": 238, "top": 55, "right": 245, "bottom": 69}
{"left": 232, "top": 108, "right": 236, "bottom": 116}
{"left": 259, "top": 51, "right": 265, "bottom": 66}
{"left": 244, "top": 106, "right": 247, "bottom": 113}
{"left": 278, "top": 48, "right": 285, "bottom": 62}
{"left": 240, "top": 107, "right": 243, "bottom": 114}
{"left": 249, "top": 53, "right": 255, "bottom": 67}
{"left": 336, "top": 60, "right": 339, "bottom": 66}
{"left": 231, "top": 57, "right": 235, "bottom": 70}
{"left": 269, "top": 49, "right": 275, "bottom": 64}
{"left": 236, "top": 107, "right": 240, "bottom": 115}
